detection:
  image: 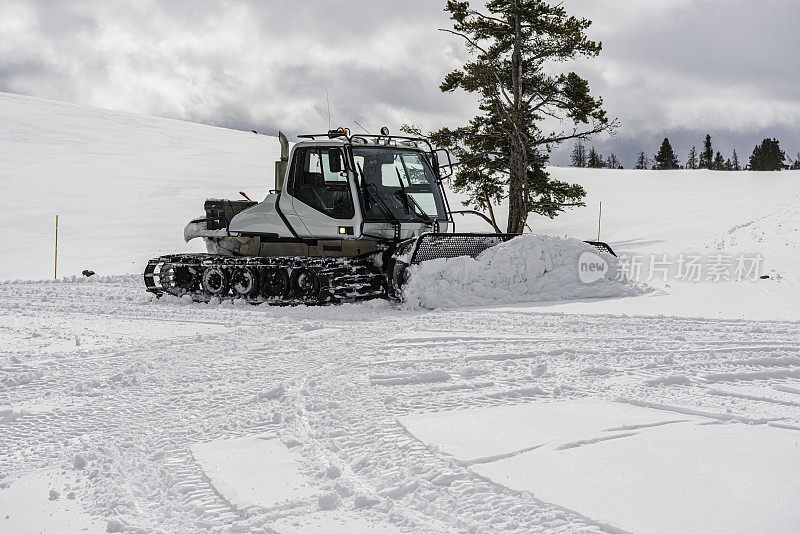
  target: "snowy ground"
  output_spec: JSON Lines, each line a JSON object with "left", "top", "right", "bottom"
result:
{"left": 3, "top": 278, "right": 800, "bottom": 533}
{"left": 2, "top": 93, "right": 800, "bottom": 532}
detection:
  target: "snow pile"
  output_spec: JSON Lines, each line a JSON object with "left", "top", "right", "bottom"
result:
{"left": 402, "top": 234, "right": 648, "bottom": 308}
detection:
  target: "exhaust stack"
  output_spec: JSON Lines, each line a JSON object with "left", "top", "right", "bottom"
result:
{"left": 275, "top": 131, "right": 289, "bottom": 192}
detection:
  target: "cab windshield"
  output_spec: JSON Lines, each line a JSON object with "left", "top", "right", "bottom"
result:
{"left": 353, "top": 147, "right": 446, "bottom": 222}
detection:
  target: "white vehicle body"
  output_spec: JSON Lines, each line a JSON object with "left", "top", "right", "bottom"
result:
{"left": 187, "top": 133, "right": 453, "bottom": 256}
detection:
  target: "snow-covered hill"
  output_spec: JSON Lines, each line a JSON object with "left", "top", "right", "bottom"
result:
{"left": 3, "top": 93, "right": 800, "bottom": 534}
{"left": 0, "top": 92, "right": 279, "bottom": 280}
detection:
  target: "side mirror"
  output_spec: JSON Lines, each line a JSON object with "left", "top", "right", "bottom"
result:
{"left": 433, "top": 149, "right": 454, "bottom": 180}
{"left": 328, "top": 148, "right": 343, "bottom": 173}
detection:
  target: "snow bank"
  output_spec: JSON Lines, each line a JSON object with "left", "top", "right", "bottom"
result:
{"left": 402, "top": 234, "right": 648, "bottom": 308}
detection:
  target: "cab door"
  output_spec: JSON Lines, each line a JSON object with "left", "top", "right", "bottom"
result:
{"left": 284, "top": 145, "right": 362, "bottom": 239}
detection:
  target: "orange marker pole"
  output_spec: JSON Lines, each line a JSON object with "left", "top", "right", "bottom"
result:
{"left": 54, "top": 215, "right": 59, "bottom": 279}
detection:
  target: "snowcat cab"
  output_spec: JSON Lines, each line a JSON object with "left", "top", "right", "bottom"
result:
{"left": 143, "top": 128, "right": 613, "bottom": 304}
{"left": 220, "top": 129, "right": 455, "bottom": 253}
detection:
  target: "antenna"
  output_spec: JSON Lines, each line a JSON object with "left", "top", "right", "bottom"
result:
{"left": 354, "top": 120, "right": 371, "bottom": 135}
{"left": 325, "top": 85, "right": 331, "bottom": 130}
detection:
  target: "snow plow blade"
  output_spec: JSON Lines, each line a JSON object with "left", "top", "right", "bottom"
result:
{"left": 403, "top": 233, "right": 616, "bottom": 265}
{"left": 583, "top": 241, "right": 617, "bottom": 257}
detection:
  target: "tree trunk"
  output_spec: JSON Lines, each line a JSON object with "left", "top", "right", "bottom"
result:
{"left": 506, "top": 139, "right": 526, "bottom": 234}
{"left": 505, "top": 6, "right": 527, "bottom": 235}
{"left": 483, "top": 192, "right": 500, "bottom": 234}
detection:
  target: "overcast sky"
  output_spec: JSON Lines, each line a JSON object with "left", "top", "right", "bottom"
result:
{"left": 1, "top": 0, "right": 798, "bottom": 167}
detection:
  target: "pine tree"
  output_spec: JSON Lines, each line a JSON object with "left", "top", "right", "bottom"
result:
{"left": 435, "top": 0, "right": 615, "bottom": 232}
{"left": 699, "top": 134, "right": 714, "bottom": 170}
{"left": 732, "top": 150, "right": 741, "bottom": 171}
{"left": 790, "top": 152, "right": 800, "bottom": 170}
{"left": 587, "top": 146, "right": 605, "bottom": 168}
{"left": 634, "top": 151, "right": 650, "bottom": 170}
{"left": 605, "top": 153, "right": 622, "bottom": 169}
{"left": 724, "top": 158, "right": 733, "bottom": 171}
{"left": 653, "top": 138, "right": 680, "bottom": 170}
{"left": 713, "top": 151, "right": 725, "bottom": 170}
{"left": 686, "top": 146, "right": 698, "bottom": 169}
{"left": 749, "top": 138, "right": 787, "bottom": 171}
{"left": 570, "top": 141, "right": 587, "bottom": 167}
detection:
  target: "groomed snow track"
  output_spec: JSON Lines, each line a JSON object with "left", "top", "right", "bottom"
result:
{"left": 144, "top": 254, "right": 386, "bottom": 305}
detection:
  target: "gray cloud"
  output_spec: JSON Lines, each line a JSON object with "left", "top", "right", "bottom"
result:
{"left": 0, "top": 0, "right": 798, "bottom": 162}
{"left": 553, "top": 0, "right": 800, "bottom": 164}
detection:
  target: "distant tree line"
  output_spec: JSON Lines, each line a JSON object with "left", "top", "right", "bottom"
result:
{"left": 570, "top": 142, "right": 623, "bottom": 169}
{"left": 571, "top": 135, "right": 800, "bottom": 171}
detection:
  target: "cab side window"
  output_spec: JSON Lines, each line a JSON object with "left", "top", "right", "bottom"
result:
{"left": 290, "top": 148, "right": 354, "bottom": 220}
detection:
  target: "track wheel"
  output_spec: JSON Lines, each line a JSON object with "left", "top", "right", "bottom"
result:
{"left": 201, "top": 266, "right": 229, "bottom": 296}
{"left": 232, "top": 267, "right": 259, "bottom": 298}
{"left": 173, "top": 265, "right": 198, "bottom": 291}
{"left": 261, "top": 267, "right": 290, "bottom": 298}
{"left": 290, "top": 268, "right": 320, "bottom": 300}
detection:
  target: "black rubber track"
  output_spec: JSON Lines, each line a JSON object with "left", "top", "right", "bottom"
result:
{"left": 144, "top": 254, "right": 386, "bottom": 305}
